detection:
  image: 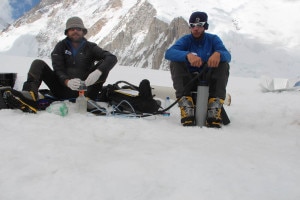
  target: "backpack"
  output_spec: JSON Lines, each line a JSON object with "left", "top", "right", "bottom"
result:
{"left": 98, "top": 79, "right": 161, "bottom": 114}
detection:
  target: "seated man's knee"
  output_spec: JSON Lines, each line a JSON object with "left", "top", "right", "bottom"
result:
{"left": 170, "top": 61, "right": 186, "bottom": 69}
{"left": 218, "top": 62, "right": 230, "bottom": 71}
{"left": 29, "top": 59, "right": 48, "bottom": 72}
{"left": 31, "top": 59, "right": 47, "bottom": 67}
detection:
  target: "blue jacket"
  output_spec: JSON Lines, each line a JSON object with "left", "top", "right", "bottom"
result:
{"left": 165, "top": 33, "right": 231, "bottom": 72}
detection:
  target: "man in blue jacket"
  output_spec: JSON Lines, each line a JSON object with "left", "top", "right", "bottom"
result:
{"left": 165, "top": 11, "right": 231, "bottom": 128}
{"left": 2, "top": 16, "right": 117, "bottom": 113}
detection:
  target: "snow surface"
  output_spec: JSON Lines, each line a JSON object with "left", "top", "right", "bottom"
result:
{"left": 0, "top": 54, "right": 300, "bottom": 200}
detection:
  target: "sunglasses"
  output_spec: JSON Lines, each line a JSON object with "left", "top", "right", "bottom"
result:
{"left": 189, "top": 22, "right": 206, "bottom": 28}
{"left": 68, "top": 27, "right": 83, "bottom": 31}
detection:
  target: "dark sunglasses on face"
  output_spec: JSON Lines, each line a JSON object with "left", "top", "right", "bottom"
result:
{"left": 189, "top": 22, "right": 206, "bottom": 28}
{"left": 69, "top": 27, "right": 83, "bottom": 31}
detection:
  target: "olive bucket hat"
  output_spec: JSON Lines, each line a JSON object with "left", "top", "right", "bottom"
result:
{"left": 64, "top": 16, "right": 87, "bottom": 35}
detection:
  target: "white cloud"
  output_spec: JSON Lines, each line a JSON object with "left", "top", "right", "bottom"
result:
{"left": 0, "top": 0, "right": 13, "bottom": 23}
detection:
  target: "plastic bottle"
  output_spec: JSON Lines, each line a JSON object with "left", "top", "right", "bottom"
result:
{"left": 163, "top": 96, "right": 171, "bottom": 116}
{"left": 46, "top": 101, "right": 68, "bottom": 116}
{"left": 76, "top": 90, "right": 87, "bottom": 114}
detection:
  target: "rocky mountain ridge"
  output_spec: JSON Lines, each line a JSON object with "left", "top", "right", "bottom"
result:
{"left": 0, "top": 0, "right": 189, "bottom": 70}
{"left": 1, "top": 0, "right": 300, "bottom": 77}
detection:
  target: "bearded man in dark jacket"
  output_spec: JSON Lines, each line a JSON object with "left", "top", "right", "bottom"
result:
{"left": 1, "top": 17, "right": 117, "bottom": 113}
{"left": 24, "top": 16, "right": 117, "bottom": 101}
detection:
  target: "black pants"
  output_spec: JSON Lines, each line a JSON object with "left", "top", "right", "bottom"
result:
{"left": 22, "top": 59, "right": 107, "bottom": 100}
{"left": 170, "top": 61, "right": 230, "bottom": 99}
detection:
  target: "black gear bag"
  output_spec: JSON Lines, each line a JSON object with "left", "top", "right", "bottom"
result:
{"left": 98, "top": 79, "right": 161, "bottom": 114}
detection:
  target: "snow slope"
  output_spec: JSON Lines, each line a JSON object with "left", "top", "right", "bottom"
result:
{"left": 0, "top": 54, "right": 300, "bottom": 200}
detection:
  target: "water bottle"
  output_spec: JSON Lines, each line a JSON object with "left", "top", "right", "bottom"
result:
{"left": 163, "top": 96, "right": 171, "bottom": 116}
{"left": 76, "top": 90, "right": 87, "bottom": 114}
{"left": 195, "top": 82, "right": 209, "bottom": 127}
{"left": 46, "top": 101, "right": 68, "bottom": 116}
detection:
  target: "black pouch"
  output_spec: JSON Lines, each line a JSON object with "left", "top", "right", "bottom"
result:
{"left": 98, "top": 79, "right": 161, "bottom": 114}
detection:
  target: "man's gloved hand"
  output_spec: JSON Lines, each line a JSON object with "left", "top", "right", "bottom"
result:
{"left": 67, "top": 78, "right": 81, "bottom": 90}
{"left": 85, "top": 69, "right": 102, "bottom": 87}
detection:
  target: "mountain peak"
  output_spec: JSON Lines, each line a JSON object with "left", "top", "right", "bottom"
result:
{"left": 0, "top": 0, "right": 299, "bottom": 77}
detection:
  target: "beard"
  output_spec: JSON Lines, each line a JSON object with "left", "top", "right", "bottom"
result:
{"left": 68, "top": 33, "right": 83, "bottom": 43}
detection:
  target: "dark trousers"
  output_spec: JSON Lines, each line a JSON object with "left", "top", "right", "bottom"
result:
{"left": 22, "top": 59, "right": 107, "bottom": 100}
{"left": 170, "top": 61, "right": 230, "bottom": 99}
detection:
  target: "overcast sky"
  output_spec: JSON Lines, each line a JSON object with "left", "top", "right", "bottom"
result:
{"left": 0, "top": 0, "right": 40, "bottom": 23}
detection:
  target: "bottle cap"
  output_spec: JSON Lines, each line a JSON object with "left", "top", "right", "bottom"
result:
{"left": 79, "top": 90, "right": 85, "bottom": 95}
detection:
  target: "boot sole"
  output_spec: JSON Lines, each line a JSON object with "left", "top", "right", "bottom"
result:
{"left": 4, "top": 91, "right": 37, "bottom": 113}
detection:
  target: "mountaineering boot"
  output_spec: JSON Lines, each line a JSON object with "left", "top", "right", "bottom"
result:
{"left": 0, "top": 87, "right": 11, "bottom": 109}
{"left": 206, "top": 97, "right": 224, "bottom": 128}
{"left": 22, "top": 81, "right": 39, "bottom": 101}
{"left": 178, "top": 96, "right": 195, "bottom": 126}
{"left": 2, "top": 89, "right": 38, "bottom": 113}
